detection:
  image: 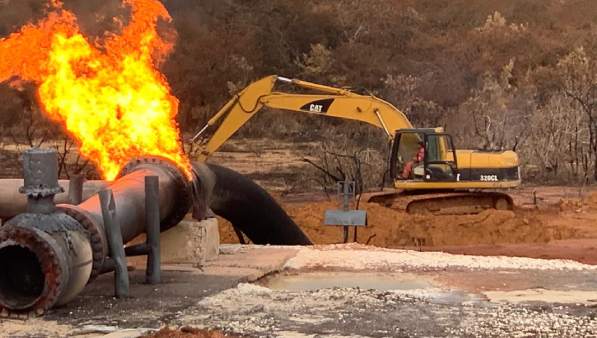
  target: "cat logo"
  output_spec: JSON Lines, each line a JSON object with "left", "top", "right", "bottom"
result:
{"left": 309, "top": 104, "right": 324, "bottom": 113}
{"left": 300, "top": 98, "right": 334, "bottom": 114}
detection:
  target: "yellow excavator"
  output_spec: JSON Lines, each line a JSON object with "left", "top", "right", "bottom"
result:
{"left": 191, "top": 75, "right": 521, "bottom": 215}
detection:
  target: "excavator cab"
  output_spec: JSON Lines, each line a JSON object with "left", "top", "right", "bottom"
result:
{"left": 390, "top": 129, "right": 458, "bottom": 182}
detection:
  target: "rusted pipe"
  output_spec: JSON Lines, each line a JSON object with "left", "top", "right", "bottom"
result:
{"left": 0, "top": 148, "right": 93, "bottom": 317}
{"left": 0, "top": 154, "right": 191, "bottom": 317}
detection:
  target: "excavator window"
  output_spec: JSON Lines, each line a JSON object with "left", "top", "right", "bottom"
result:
{"left": 390, "top": 131, "right": 426, "bottom": 180}
{"left": 423, "top": 133, "right": 458, "bottom": 182}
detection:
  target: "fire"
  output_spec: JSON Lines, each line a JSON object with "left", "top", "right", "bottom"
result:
{"left": 0, "top": 0, "right": 191, "bottom": 181}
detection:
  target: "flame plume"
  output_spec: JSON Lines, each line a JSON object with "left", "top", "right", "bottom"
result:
{"left": 0, "top": 0, "right": 191, "bottom": 181}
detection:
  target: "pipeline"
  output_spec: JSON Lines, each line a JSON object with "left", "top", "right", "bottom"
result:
{"left": 192, "top": 162, "right": 312, "bottom": 245}
{"left": 0, "top": 151, "right": 311, "bottom": 317}
{"left": 0, "top": 162, "right": 312, "bottom": 246}
{"left": 0, "top": 179, "right": 108, "bottom": 221}
{"left": 0, "top": 151, "right": 191, "bottom": 317}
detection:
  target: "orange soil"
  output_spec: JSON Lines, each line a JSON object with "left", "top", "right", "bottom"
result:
{"left": 220, "top": 202, "right": 584, "bottom": 247}
{"left": 217, "top": 191, "right": 597, "bottom": 247}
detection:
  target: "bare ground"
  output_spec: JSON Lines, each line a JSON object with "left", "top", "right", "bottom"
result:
{"left": 208, "top": 139, "right": 597, "bottom": 266}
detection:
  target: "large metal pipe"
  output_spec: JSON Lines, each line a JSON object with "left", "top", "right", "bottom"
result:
{"left": 0, "top": 148, "right": 94, "bottom": 317}
{"left": 0, "top": 154, "right": 191, "bottom": 317}
{"left": 76, "top": 157, "right": 190, "bottom": 243}
{"left": 0, "top": 179, "right": 108, "bottom": 220}
{"left": 0, "top": 152, "right": 311, "bottom": 317}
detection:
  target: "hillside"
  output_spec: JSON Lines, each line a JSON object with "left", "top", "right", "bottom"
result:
{"left": 1, "top": 0, "right": 597, "bottom": 184}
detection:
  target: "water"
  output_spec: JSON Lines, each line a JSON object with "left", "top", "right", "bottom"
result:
{"left": 263, "top": 271, "right": 491, "bottom": 306}
{"left": 265, "top": 272, "right": 433, "bottom": 292}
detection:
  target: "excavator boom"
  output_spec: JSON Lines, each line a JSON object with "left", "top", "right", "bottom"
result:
{"left": 193, "top": 75, "right": 417, "bottom": 161}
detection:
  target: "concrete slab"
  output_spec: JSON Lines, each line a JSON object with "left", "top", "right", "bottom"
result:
{"left": 208, "top": 245, "right": 300, "bottom": 281}
{"left": 127, "top": 218, "right": 220, "bottom": 266}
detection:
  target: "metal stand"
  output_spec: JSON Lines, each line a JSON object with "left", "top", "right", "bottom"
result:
{"left": 122, "top": 176, "right": 162, "bottom": 285}
{"left": 145, "top": 176, "right": 161, "bottom": 284}
{"left": 68, "top": 174, "right": 84, "bottom": 205}
{"left": 324, "top": 181, "right": 367, "bottom": 243}
{"left": 99, "top": 189, "right": 130, "bottom": 299}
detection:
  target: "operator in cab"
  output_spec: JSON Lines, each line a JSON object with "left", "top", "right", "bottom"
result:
{"left": 402, "top": 141, "right": 425, "bottom": 179}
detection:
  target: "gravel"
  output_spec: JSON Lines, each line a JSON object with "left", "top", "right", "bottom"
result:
{"left": 178, "top": 283, "right": 597, "bottom": 338}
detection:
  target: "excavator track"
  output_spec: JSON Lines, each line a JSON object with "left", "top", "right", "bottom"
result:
{"left": 363, "top": 190, "right": 513, "bottom": 215}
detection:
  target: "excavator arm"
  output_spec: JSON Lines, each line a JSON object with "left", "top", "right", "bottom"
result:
{"left": 193, "top": 75, "right": 416, "bottom": 161}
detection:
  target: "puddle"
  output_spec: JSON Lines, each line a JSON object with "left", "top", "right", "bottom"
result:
{"left": 263, "top": 272, "right": 491, "bottom": 306}
{"left": 484, "top": 289, "right": 597, "bottom": 305}
{"left": 264, "top": 272, "right": 433, "bottom": 291}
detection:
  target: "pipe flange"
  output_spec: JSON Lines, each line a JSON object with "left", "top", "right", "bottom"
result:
{"left": 0, "top": 226, "right": 68, "bottom": 318}
{"left": 56, "top": 204, "right": 107, "bottom": 282}
{"left": 18, "top": 186, "right": 65, "bottom": 198}
{"left": 117, "top": 156, "right": 192, "bottom": 232}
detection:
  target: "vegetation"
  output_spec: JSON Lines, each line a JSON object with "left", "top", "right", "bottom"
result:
{"left": 2, "top": 0, "right": 597, "bottom": 185}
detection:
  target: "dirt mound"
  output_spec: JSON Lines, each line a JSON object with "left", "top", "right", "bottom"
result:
{"left": 287, "top": 202, "right": 402, "bottom": 247}
{"left": 559, "top": 198, "right": 584, "bottom": 212}
{"left": 398, "top": 210, "right": 573, "bottom": 246}
{"left": 142, "top": 327, "right": 244, "bottom": 338}
{"left": 218, "top": 200, "right": 577, "bottom": 247}
{"left": 559, "top": 192, "right": 597, "bottom": 212}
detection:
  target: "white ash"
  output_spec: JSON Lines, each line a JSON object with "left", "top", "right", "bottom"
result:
{"left": 284, "top": 243, "right": 597, "bottom": 271}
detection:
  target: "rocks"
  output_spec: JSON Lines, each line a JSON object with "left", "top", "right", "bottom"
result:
{"left": 180, "top": 283, "right": 597, "bottom": 338}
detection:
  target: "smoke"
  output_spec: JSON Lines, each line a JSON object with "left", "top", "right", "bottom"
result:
{"left": 0, "top": 0, "right": 132, "bottom": 42}
{"left": 0, "top": 0, "right": 49, "bottom": 38}
{"left": 59, "top": 0, "right": 131, "bottom": 42}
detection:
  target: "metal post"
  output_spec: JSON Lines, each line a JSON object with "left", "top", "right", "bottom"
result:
{"left": 99, "top": 189, "right": 130, "bottom": 298}
{"left": 145, "top": 176, "right": 161, "bottom": 285}
{"left": 342, "top": 182, "right": 349, "bottom": 243}
{"left": 68, "top": 174, "right": 84, "bottom": 205}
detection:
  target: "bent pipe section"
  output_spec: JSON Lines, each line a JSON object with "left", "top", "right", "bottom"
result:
{"left": 192, "top": 162, "right": 312, "bottom": 245}
{"left": 0, "top": 157, "right": 191, "bottom": 317}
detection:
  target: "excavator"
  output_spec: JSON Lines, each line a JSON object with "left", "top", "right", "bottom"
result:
{"left": 191, "top": 75, "right": 521, "bottom": 215}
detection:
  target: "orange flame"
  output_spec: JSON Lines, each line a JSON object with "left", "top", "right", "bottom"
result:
{"left": 0, "top": 0, "right": 191, "bottom": 181}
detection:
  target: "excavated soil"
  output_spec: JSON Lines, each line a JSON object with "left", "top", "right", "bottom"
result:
{"left": 219, "top": 191, "right": 596, "bottom": 248}
{"left": 142, "top": 327, "right": 245, "bottom": 338}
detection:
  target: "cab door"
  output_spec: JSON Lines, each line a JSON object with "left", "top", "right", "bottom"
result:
{"left": 389, "top": 130, "right": 427, "bottom": 180}
{"left": 423, "top": 133, "right": 459, "bottom": 182}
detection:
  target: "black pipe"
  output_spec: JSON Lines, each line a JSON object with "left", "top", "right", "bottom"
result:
{"left": 192, "top": 162, "right": 312, "bottom": 245}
